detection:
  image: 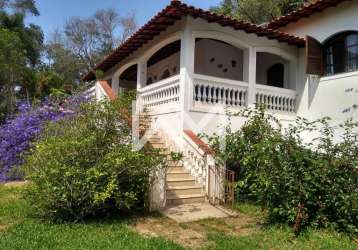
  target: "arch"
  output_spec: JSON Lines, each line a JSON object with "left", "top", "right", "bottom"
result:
{"left": 146, "top": 39, "right": 181, "bottom": 84}
{"left": 322, "top": 31, "right": 358, "bottom": 75}
{"left": 141, "top": 32, "right": 181, "bottom": 62}
{"left": 255, "top": 46, "right": 296, "bottom": 62}
{"left": 256, "top": 52, "right": 290, "bottom": 88}
{"left": 194, "top": 37, "right": 245, "bottom": 81}
{"left": 117, "top": 64, "right": 137, "bottom": 90}
{"left": 267, "top": 63, "right": 284, "bottom": 88}
{"left": 193, "top": 30, "right": 250, "bottom": 51}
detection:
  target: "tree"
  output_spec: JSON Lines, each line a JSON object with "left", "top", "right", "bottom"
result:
{"left": 211, "top": 0, "right": 313, "bottom": 24}
{"left": 0, "top": 0, "right": 39, "bottom": 16}
{"left": 0, "top": 28, "right": 27, "bottom": 114}
{"left": 63, "top": 9, "right": 137, "bottom": 74}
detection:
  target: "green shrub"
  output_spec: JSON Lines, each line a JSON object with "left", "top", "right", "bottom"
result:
{"left": 204, "top": 106, "right": 358, "bottom": 235}
{"left": 22, "top": 99, "right": 165, "bottom": 222}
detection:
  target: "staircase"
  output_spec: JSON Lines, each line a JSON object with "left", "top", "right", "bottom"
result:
{"left": 148, "top": 134, "right": 206, "bottom": 206}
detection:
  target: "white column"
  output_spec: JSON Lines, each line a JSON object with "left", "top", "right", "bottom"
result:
{"left": 137, "top": 60, "right": 147, "bottom": 91}
{"left": 247, "top": 47, "right": 257, "bottom": 106}
{"left": 179, "top": 20, "right": 195, "bottom": 132}
{"left": 111, "top": 76, "right": 119, "bottom": 96}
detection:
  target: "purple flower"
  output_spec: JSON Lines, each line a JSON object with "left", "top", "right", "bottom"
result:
{"left": 0, "top": 93, "right": 91, "bottom": 182}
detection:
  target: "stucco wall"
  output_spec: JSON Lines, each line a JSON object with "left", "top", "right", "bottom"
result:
{"left": 278, "top": 1, "right": 358, "bottom": 43}
{"left": 280, "top": 1, "right": 358, "bottom": 126}
{"left": 256, "top": 52, "right": 290, "bottom": 89}
{"left": 194, "top": 38, "right": 244, "bottom": 81}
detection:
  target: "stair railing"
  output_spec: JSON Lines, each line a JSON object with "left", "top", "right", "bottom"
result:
{"left": 182, "top": 130, "right": 235, "bottom": 206}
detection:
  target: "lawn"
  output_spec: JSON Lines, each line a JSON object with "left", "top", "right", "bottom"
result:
{"left": 0, "top": 184, "right": 356, "bottom": 250}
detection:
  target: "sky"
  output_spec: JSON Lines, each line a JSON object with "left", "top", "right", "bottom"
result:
{"left": 26, "top": 0, "right": 221, "bottom": 41}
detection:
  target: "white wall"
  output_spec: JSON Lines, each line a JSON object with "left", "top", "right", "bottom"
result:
{"left": 256, "top": 52, "right": 290, "bottom": 89}
{"left": 279, "top": 1, "right": 358, "bottom": 127}
{"left": 279, "top": 1, "right": 358, "bottom": 43}
{"left": 194, "top": 38, "right": 244, "bottom": 81}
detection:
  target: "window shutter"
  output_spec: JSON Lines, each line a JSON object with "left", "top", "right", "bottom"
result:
{"left": 306, "top": 36, "right": 323, "bottom": 75}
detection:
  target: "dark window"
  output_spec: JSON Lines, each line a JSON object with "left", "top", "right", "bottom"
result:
{"left": 161, "top": 69, "right": 170, "bottom": 80}
{"left": 323, "top": 32, "right": 358, "bottom": 75}
{"left": 267, "top": 63, "right": 284, "bottom": 88}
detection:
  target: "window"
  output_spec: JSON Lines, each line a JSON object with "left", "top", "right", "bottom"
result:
{"left": 267, "top": 63, "right": 284, "bottom": 88}
{"left": 323, "top": 32, "right": 358, "bottom": 75}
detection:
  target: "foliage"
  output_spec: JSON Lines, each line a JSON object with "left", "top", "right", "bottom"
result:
{"left": 0, "top": 93, "right": 88, "bottom": 182}
{"left": 0, "top": 0, "right": 39, "bottom": 16}
{"left": 0, "top": 185, "right": 356, "bottom": 249}
{"left": 210, "top": 0, "right": 313, "bottom": 24}
{"left": 204, "top": 106, "right": 358, "bottom": 235}
{"left": 62, "top": 9, "right": 137, "bottom": 74}
{"left": 0, "top": 28, "right": 27, "bottom": 115}
{"left": 22, "top": 99, "right": 166, "bottom": 222}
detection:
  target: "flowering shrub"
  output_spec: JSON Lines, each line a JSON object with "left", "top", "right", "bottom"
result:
{"left": 23, "top": 99, "right": 165, "bottom": 222}
{"left": 204, "top": 106, "right": 358, "bottom": 235}
{"left": 0, "top": 94, "right": 89, "bottom": 182}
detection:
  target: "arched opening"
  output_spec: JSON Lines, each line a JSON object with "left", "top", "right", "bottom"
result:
{"left": 256, "top": 52, "right": 288, "bottom": 88}
{"left": 160, "top": 69, "right": 170, "bottom": 80}
{"left": 323, "top": 31, "right": 358, "bottom": 75}
{"left": 194, "top": 38, "right": 244, "bottom": 81}
{"left": 118, "top": 64, "right": 137, "bottom": 90}
{"left": 267, "top": 63, "right": 284, "bottom": 88}
{"left": 146, "top": 40, "right": 181, "bottom": 85}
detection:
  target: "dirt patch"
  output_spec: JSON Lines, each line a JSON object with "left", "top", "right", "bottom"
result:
{"left": 4, "top": 181, "right": 27, "bottom": 187}
{"left": 130, "top": 212, "right": 261, "bottom": 249}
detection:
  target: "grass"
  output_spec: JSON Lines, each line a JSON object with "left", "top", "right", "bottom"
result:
{"left": 0, "top": 184, "right": 357, "bottom": 250}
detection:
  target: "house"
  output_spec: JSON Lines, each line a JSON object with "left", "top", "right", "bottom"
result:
{"left": 84, "top": 0, "right": 358, "bottom": 210}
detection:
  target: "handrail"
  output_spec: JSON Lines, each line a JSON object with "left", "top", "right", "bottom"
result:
{"left": 138, "top": 75, "right": 180, "bottom": 93}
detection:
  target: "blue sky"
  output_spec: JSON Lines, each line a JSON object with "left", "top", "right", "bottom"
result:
{"left": 26, "top": 0, "right": 221, "bottom": 40}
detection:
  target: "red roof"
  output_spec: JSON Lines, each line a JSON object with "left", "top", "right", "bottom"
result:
{"left": 83, "top": 0, "right": 305, "bottom": 81}
{"left": 268, "top": 0, "right": 351, "bottom": 30}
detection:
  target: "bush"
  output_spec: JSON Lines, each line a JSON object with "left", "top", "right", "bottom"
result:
{"left": 23, "top": 99, "right": 165, "bottom": 222}
{"left": 204, "top": 106, "right": 358, "bottom": 235}
{"left": 0, "top": 93, "right": 88, "bottom": 182}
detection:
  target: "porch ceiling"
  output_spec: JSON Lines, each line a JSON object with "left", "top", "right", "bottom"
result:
{"left": 83, "top": 0, "right": 306, "bottom": 81}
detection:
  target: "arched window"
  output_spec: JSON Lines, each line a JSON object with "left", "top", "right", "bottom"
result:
{"left": 324, "top": 32, "right": 358, "bottom": 75}
{"left": 160, "top": 69, "right": 170, "bottom": 80}
{"left": 267, "top": 63, "right": 284, "bottom": 88}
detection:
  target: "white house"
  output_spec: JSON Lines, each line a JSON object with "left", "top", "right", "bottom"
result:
{"left": 85, "top": 0, "right": 358, "bottom": 210}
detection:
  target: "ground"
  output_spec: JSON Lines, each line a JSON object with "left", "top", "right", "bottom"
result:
{"left": 0, "top": 183, "right": 357, "bottom": 250}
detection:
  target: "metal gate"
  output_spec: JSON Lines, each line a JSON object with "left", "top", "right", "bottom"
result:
{"left": 208, "top": 165, "right": 235, "bottom": 208}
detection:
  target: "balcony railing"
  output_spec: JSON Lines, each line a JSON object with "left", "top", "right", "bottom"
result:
{"left": 255, "top": 84, "right": 297, "bottom": 113}
{"left": 137, "top": 74, "right": 297, "bottom": 115}
{"left": 193, "top": 74, "right": 248, "bottom": 109}
{"left": 138, "top": 75, "right": 180, "bottom": 111}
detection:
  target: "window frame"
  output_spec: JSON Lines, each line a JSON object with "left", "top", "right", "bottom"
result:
{"left": 323, "top": 31, "right": 358, "bottom": 76}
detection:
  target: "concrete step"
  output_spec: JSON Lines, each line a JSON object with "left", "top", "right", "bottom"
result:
{"left": 150, "top": 142, "right": 166, "bottom": 149}
{"left": 167, "top": 166, "right": 185, "bottom": 172}
{"left": 166, "top": 172, "right": 191, "bottom": 179}
{"left": 166, "top": 185, "right": 203, "bottom": 196}
{"left": 166, "top": 194, "right": 205, "bottom": 205}
{"left": 166, "top": 178, "right": 196, "bottom": 187}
